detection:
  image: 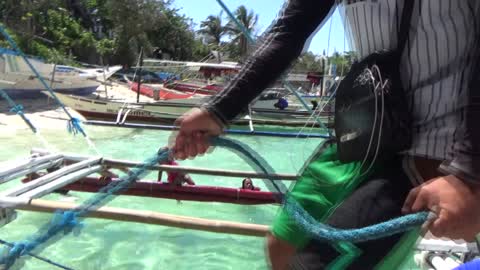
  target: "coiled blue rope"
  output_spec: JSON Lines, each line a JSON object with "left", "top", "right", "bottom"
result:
{"left": 0, "top": 137, "right": 429, "bottom": 269}
{"left": 0, "top": 89, "right": 37, "bottom": 133}
{"left": 213, "top": 137, "right": 430, "bottom": 243}
{"left": 0, "top": 25, "right": 85, "bottom": 136}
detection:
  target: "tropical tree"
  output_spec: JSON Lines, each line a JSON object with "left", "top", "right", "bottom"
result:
{"left": 0, "top": 0, "right": 209, "bottom": 65}
{"left": 198, "top": 13, "right": 226, "bottom": 46}
{"left": 292, "top": 52, "right": 325, "bottom": 73}
{"left": 225, "top": 5, "right": 258, "bottom": 59}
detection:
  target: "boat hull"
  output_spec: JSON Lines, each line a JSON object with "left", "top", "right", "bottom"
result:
{"left": 2, "top": 86, "right": 98, "bottom": 99}
{"left": 56, "top": 93, "right": 333, "bottom": 128}
{"left": 64, "top": 177, "right": 278, "bottom": 205}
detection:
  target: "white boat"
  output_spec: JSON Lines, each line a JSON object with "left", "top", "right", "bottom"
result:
{"left": 54, "top": 92, "right": 333, "bottom": 128}
{"left": 0, "top": 48, "right": 117, "bottom": 98}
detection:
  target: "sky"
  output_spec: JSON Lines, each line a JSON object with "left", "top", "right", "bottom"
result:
{"left": 173, "top": 0, "right": 350, "bottom": 56}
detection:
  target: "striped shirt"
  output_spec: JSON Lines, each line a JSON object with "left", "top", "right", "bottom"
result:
{"left": 205, "top": 0, "right": 480, "bottom": 183}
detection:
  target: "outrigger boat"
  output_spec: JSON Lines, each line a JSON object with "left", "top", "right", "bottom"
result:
{"left": 0, "top": 149, "right": 478, "bottom": 270}
{"left": 54, "top": 92, "right": 334, "bottom": 128}
{"left": 0, "top": 48, "right": 121, "bottom": 98}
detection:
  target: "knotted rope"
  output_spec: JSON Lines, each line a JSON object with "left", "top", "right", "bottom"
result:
{"left": 0, "top": 89, "right": 37, "bottom": 133}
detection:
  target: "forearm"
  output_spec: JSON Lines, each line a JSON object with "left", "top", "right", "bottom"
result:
{"left": 439, "top": 105, "right": 480, "bottom": 185}
{"left": 204, "top": 0, "right": 335, "bottom": 124}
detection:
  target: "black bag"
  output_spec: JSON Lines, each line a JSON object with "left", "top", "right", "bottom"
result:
{"left": 334, "top": 1, "right": 414, "bottom": 163}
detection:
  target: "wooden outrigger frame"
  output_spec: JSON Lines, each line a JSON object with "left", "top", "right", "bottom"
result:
{"left": 0, "top": 149, "right": 297, "bottom": 237}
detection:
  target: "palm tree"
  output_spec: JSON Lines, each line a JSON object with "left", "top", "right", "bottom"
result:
{"left": 198, "top": 14, "right": 226, "bottom": 46}
{"left": 225, "top": 5, "right": 258, "bottom": 58}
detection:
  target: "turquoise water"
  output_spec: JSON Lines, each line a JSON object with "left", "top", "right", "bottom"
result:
{"left": 0, "top": 125, "right": 321, "bottom": 270}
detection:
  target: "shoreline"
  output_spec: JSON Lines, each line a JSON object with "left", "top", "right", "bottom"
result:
{"left": 0, "top": 82, "right": 151, "bottom": 132}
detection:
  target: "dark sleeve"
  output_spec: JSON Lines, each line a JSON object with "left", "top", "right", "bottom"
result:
{"left": 204, "top": 0, "right": 336, "bottom": 125}
{"left": 438, "top": 63, "right": 480, "bottom": 185}
{"left": 438, "top": 115, "right": 480, "bottom": 185}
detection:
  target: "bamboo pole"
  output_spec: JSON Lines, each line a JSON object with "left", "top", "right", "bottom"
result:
{"left": 1, "top": 157, "right": 102, "bottom": 197}
{"left": 0, "top": 158, "right": 64, "bottom": 184}
{"left": 0, "top": 154, "right": 63, "bottom": 179}
{"left": 31, "top": 149, "right": 299, "bottom": 181}
{"left": 0, "top": 198, "right": 269, "bottom": 237}
{"left": 19, "top": 165, "right": 102, "bottom": 199}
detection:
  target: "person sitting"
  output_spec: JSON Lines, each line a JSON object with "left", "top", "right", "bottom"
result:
{"left": 158, "top": 157, "right": 195, "bottom": 187}
{"left": 241, "top": 178, "right": 260, "bottom": 191}
{"left": 273, "top": 97, "right": 288, "bottom": 110}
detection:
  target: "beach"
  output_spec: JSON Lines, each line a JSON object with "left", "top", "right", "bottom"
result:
{"left": 0, "top": 82, "right": 155, "bottom": 132}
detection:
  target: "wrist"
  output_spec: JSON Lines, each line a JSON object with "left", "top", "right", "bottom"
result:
{"left": 199, "top": 106, "right": 227, "bottom": 130}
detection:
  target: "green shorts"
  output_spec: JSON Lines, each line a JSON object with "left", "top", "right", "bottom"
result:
{"left": 271, "top": 142, "right": 369, "bottom": 248}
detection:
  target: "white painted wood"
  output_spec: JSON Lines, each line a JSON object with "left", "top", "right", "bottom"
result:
{"left": 0, "top": 154, "right": 63, "bottom": 178}
{"left": 0, "top": 158, "right": 64, "bottom": 184}
{"left": 19, "top": 165, "right": 102, "bottom": 199}
{"left": 0, "top": 157, "right": 102, "bottom": 197}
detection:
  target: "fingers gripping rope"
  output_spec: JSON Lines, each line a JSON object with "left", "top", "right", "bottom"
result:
{"left": 214, "top": 137, "right": 430, "bottom": 241}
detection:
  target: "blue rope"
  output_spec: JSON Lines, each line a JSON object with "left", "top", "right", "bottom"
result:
{"left": 284, "top": 197, "right": 429, "bottom": 243}
{"left": 0, "top": 89, "right": 37, "bottom": 133}
{"left": 0, "top": 239, "right": 73, "bottom": 270}
{"left": 0, "top": 25, "right": 86, "bottom": 137}
{"left": 0, "top": 137, "right": 429, "bottom": 269}
{"left": 0, "top": 148, "right": 170, "bottom": 269}
{"left": 213, "top": 137, "right": 429, "bottom": 242}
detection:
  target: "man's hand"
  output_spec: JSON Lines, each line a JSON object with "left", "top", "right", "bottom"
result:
{"left": 171, "top": 108, "right": 223, "bottom": 160}
{"left": 402, "top": 175, "right": 480, "bottom": 241}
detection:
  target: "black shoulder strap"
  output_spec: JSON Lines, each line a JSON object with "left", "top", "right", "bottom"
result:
{"left": 397, "top": 0, "right": 415, "bottom": 55}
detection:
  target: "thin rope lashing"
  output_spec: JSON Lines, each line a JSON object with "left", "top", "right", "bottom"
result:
{"left": 0, "top": 89, "right": 37, "bottom": 133}
{"left": 0, "top": 26, "right": 86, "bottom": 137}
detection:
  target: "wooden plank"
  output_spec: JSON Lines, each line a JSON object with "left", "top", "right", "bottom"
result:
{"left": 0, "top": 198, "right": 269, "bottom": 237}
{"left": 0, "top": 157, "right": 102, "bottom": 197}
{"left": 19, "top": 165, "right": 102, "bottom": 199}
{"left": 0, "top": 158, "right": 64, "bottom": 184}
{"left": 31, "top": 149, "right": 299, "bottom": 181}
{"left": 0, "top": 154, "right": 63, "bottom": 178}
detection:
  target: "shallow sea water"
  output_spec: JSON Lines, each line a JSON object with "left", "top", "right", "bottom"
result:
{"left": 0, "top": 125, "right": 322, "bottom": 270}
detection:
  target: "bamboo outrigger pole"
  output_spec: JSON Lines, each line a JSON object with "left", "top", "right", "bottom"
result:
{"left": 0, "top": 198, "right": 269, "bottom": 237}
{"left": 31, "top": 148, "right": 299, "bottom": 180}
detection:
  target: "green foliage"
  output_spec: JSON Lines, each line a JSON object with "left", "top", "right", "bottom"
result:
{"left": 224, "top": 5, "right": 258, "bottom": 60}
{"left": 198, "top": 14, "right": 226, "bottom": 46}
{"left": 0, "top": 0, "right": 210, "bottom": 65}
{"left": 291, "top": 51, "right": 356, "bottom": 74}
{"left": 292, "top": 52, "right": 326, "bottom": 73}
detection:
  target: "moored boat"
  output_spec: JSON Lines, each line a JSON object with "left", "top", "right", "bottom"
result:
{"left": 0, "top": 48, "right": 104, "bottom": 98}
{"left": 55, "top": 92, "right": 333, "bottom": 128}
